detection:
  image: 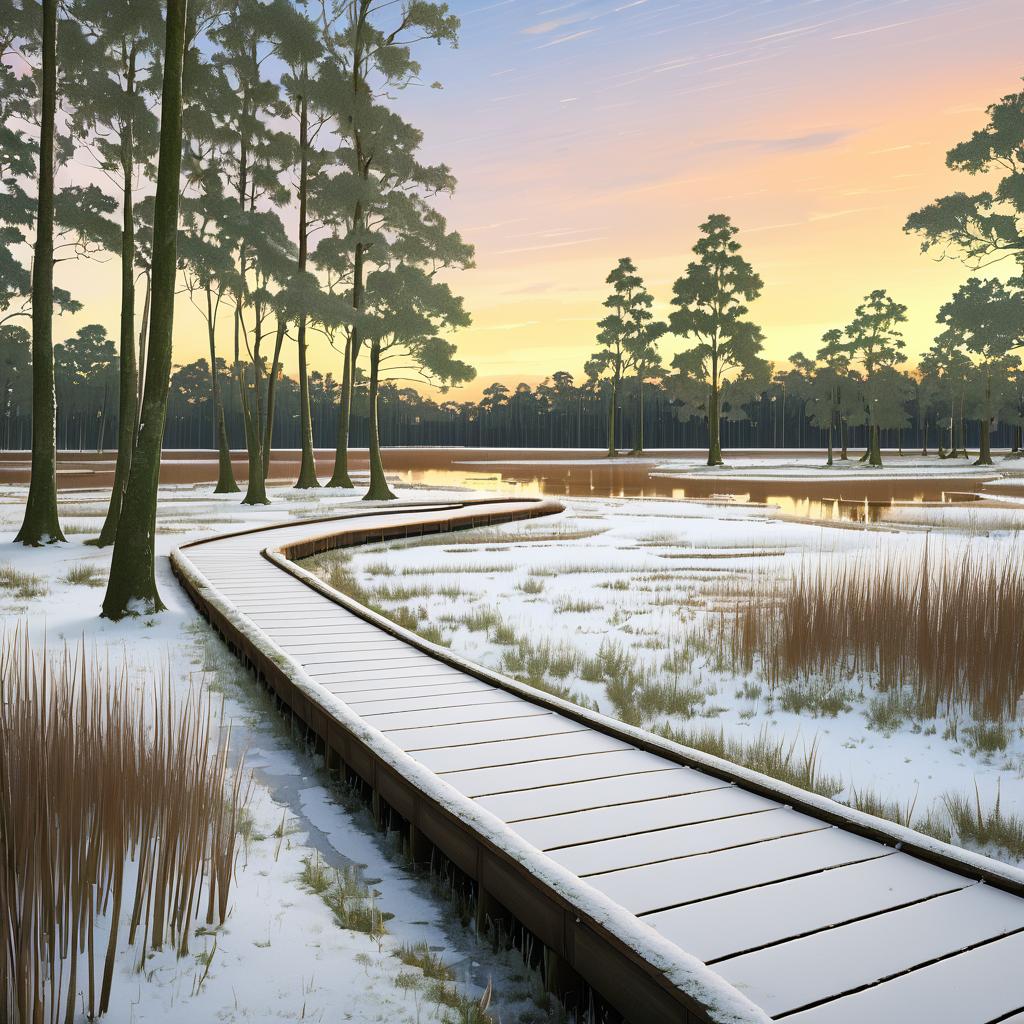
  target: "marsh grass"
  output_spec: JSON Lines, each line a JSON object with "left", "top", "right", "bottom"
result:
{"left": 300, "top": 852, "right": 391, "bottom": 938}
{"left": 943, "top": 784, "right": 1024, "bottom": 858}
{"left": 711, "top": 542, "right": 1024, "bottom": 721}
{"left": 1, "top": 632, "right": 247, "bottom": 1024}
{"left": 59, "top": 561, "right": 106, "bottom": 587}
{"left": 657, "top": 723, "right": 842, "bottom": 798}
{"left": 0, "top": 564, "right": 47, "bottom": 600}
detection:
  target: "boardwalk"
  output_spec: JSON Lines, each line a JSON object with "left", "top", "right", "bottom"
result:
{"left": 172, "top": 498, "right": 1024, "bottom": 1024}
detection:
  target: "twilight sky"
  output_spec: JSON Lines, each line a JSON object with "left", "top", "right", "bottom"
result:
{"left": 68, "top": 0, "right": 1024, "bottom": 399}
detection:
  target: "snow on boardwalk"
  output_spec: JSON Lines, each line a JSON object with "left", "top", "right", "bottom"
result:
{"left": 172, "top": 498, "right": 1024, "bottom": 1024}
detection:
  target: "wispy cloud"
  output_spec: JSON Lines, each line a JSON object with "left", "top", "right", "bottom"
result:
{"left": 704, "top": 129, "right": 854, "bottom": 154}
{"left": 536, "top": 27, "right": 599, "bottom": 48}
{"left": 492, "top": 235, "right": 606, "bottom": 255}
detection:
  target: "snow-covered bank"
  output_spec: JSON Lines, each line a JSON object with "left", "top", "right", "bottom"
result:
{"left": 312, "top": 489, "right": 1024, "bottom": 866}
{"left": 0, "top": 480, "right": 563, "bottom": 1024}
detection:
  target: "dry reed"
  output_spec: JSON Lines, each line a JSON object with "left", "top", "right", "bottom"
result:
{"left": 710, "top": 541, "right": 1024, "bottom": 721}
{"left": 0, "top": 631, "right": 248, "bottom": 1024}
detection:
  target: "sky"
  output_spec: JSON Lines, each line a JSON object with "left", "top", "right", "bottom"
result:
{"left": 62, "top": 0, "right": 1024, "bottom": 400}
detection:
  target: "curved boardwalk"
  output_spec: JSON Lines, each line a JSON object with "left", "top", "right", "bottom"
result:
{"left": 172, "top": 497, "right": 1024, "bottom": 1024}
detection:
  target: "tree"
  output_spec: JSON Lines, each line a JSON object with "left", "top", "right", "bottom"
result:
{"left": 16, "top": 0, "right": 63, "bottom": 545}
{"left": 276, "top": 0, "right": 331, "bottom": 490}
{"left": 323, "top": 0, "right": 461, "bottom": 489}
{"left": 935, "top": 277, "right": 1024, "bottom": 465}
{"left": 842, "top": 290, "right": 908, "bottom": 467}
{"left": 905, "top": 83, "right": 1024, "bottom": 271}
{"left": 920, "top": 330, "right": 973, "bottom": 458}
{"left": 204, "top": 0, "right": 295, "bottom": 505}
{"left": 179, "top": 162, "right": 241, "bottom": 492}
{"left": 360, "top": 264, "right": 473, "bottom": 500}
{"left": 668, "top": 214, "right": 768, "bottom": 466}
{"left": 789, "top": 337, "right": 850, "bottom": 466}
{"left": 64, "top": 0, "right": 162, "bottom": 543}
{"left": 55, "top": 324, "right": 117, "bottom": 451}
{"left": 102, "top": 0, "right": 189, "bottom": 618}
{"left": 587, "top": 258, "right": 661, "bottom": 456}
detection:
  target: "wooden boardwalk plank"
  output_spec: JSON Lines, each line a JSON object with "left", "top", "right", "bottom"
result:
{"left": 591, "top": 828, "right": 891, "bottom": 916}
{"left": 782, "top": 929, "right": 1024, "bottom": 1024}
{"left": 512, "top": 785, "right": 774, "bottom": 850}
{"left": 446, "top": 750, "right": 715, "bottom": 800}
{"left": 423, "top": 730, "right": 630, "bottom": 775}
{"left": 644, "top": 853, "right": 972, "bottom": 963}
{"left": 477, "top": 768, "right": 710, "bottom": 822}
{"left": 716, "top": 884, "right": 1024, "bottom": 1017}
{"left": 395, "top": 715, "right": 584, "bottom": 752}
{"left": 555, "top": 808, "right": 830, "bottom": 879}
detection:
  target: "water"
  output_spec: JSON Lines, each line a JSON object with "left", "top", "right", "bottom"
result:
{"left": 4, "top": 447, "right": 991, "bottom": 523}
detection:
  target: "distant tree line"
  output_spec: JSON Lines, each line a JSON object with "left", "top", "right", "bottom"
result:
{"left": 6, "top": 332, "right": 1020, "bottom": 456}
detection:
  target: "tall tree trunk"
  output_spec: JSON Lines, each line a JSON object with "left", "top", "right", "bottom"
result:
{"left": 293, "top": 88, "right": 319, "bottom": 489}
{"left": 363, "top": 342, "right": 394, "bottom": 500}
{"left": 261, "top": 320, "right": 285, "bottom": 479}
{"left": 868, "top": 423, "right": 883, "bottom": 467}
{"left": 975, "top": 376, "right": 993, "bottom": 466}
{"left": 706, "top": 380, "right": 723, "bottom": 466}
{"left": 135, "top": 269, "right": 151, "bottom": 443}
{"left": 606, "top": 368, "right": 617, "bottom": 457}
{"left": 327, "top": 332, "right": 355, "bottom": 486}
{"left": 96, "top": 71, "right": 140, "bottom": 547}
{"left": 207, "top": 288, "right": 238, "bottom": 492}
{"left": 239, "top": 361, "right": 268, "bottom": 504}
{"left": 839, "top": 416, "right": 848, "bottom": 460}
{"left": 102, "top": 0, "right": 189, "bottom": 619}
{"left": 16, "top": 0, "right": 64, "bottom": 545}
{"left": 631, "top": 376, "right": 645, "bottom": 454}
{"left": 825, "top": 419, "right": 833, "bottom": 466}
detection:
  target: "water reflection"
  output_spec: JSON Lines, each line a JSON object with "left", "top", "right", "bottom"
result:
{"left": 394, "top": 465, "right": 983, "bottom": 522}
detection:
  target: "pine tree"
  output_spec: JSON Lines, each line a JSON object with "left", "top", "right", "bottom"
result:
{"left": 324, "top": 0, "right": 460, "bottom": 489}
{"left": 668, "top": 214, "right": 768, "bottom": 467}
{"left": 935, "top": 277, "right": 1024, "bottom": 466}
{"left": 844, "top": 290, "right": 909, "bottom": 468}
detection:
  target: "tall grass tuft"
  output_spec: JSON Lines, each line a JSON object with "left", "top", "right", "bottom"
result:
{"left": 0, "top": 632, "right": 248, "bottom": 1023}
{"left": 710, "top": 541, "right": 1024, "bottom": 720}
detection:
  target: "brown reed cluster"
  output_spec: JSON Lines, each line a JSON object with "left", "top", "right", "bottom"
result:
{"left": 711, "top": 541, "right": 1024, "bottom": 721}
{"left": 1, "top": 632, "right": 247, "bottom": 1024}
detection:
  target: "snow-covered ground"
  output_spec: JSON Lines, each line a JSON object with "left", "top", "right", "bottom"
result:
{"left": 5, "top": 451, "right": 1024, "bottom": 1021}
{"left": 652, "top": 453, "right": 1015, "bottom": 482}
{"left": 303, "top": 456, "right": 1024, "bottom": 866}
{"left": 0, "top": 479, "right": 564, "bottom": 1024}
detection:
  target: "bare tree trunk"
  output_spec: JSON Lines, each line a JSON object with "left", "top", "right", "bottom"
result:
{"left": 16, "top": 0, "right": 65, "bottom": 546}
{"left": 707, "top": 381, "right": 723, "bottom": 466}
{"left": 261, "top": 320, "right": 285, "bottom": 479}
{"left": 327, "top": 333, "right": 355, "bottom": 487}
{"left": 205, "top": 287, "right": 238, "bottom": 492}
{"left": 294, "top": 87, "right": 319, "bottom": 489}
{"left": 102, "top": 0, "right": 189, "bottom": 618}
{"left": 362, "top": 342, "right": 395, "bottom": 500}
{"left": 96, "top": 75, "right": 139, "bottom": 547}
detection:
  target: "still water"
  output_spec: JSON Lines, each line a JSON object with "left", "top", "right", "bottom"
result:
{"left": 3, "top": 447, "right": 991, "bottom": 523}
